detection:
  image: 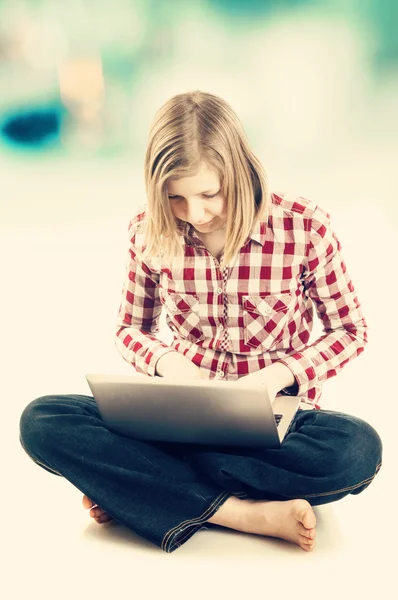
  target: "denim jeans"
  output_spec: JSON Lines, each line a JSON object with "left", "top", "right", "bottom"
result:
{"left": 19, "top": 393, "right": 382, "bottom": 553}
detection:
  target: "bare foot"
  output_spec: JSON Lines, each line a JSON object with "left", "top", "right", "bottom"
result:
{"left": 82, "top": 494, "right": 114, "bottom": 525}
{"left": 243, "top": 498, "right": 317, "bottom": 552}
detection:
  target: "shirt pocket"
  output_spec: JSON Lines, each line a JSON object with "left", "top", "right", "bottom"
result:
{"left": 161, "top": 291, "right": 205, "bottom": 343}
{"left": 242, "top": 293, "right": 294, "bottom": 351}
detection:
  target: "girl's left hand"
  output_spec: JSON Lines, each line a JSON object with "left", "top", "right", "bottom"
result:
{"left": 235, "top": 361, "right": 295, "bottom": 401}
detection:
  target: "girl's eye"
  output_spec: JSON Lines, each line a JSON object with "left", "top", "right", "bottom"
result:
{"left": 169, "top": 193, "right": 218, "bottom": 200}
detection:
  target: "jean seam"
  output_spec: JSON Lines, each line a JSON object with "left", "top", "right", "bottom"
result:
{"left": 161, "top": 490, "right": 232, "bottom": 553}
{"left": 168, "top": 490, "right": 232, "bottom": 552}
{"left": 162, "top": 490, "right": 230, "bottom": 553}
{"left": 287, "top": 462, "right": 382, "bottom": 499}
{"left": 19, "top": 434, "right": 63, "bottom": 476}
{"left": 172, "top": 491, "right": 251, "bottom": 548}
{"left": 173, "top": 524, "right": 203, "bottom": 548}
{"left": 24, "top": 453, "right": 62, "bottom": 476}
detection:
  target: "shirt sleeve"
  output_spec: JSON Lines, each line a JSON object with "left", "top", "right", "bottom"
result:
{"left": 115, "top": 216, "right": 176, "bottom": 377}
{"left": 277, "top": 203, "right": 368, "bottom": 404}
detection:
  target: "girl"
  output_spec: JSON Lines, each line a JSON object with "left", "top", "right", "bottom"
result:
{"left": 19, "top": 91, "right": 382, "bottom": 554}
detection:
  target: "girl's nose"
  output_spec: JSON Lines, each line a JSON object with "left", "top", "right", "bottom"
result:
{"left": 186, "top": 203, "right": 206, "bottom": 225}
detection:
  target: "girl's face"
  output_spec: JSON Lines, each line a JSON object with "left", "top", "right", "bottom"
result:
{"left": 167, "top": 162, "right": 227, "bottom": 235}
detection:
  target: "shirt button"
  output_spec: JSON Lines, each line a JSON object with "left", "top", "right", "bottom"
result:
{"left": 217, "top": 287, "right": 223, "bottom": 295}
{"left": 218, "top": 324, "right": 224, "bottom": 330}
{"left": 265, "top": 306, "right": 272, "bottom": 314}
{"left": 218, "top": 371, "right": 225, "bottom": 378}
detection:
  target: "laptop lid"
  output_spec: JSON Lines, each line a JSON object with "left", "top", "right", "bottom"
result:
{"left": 85, "top": 373, "right": 300, "bottom": 448}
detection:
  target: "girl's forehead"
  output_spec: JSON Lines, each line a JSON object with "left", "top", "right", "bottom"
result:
{"left": 167, "top": 169, "right": 220, "bottom": 193}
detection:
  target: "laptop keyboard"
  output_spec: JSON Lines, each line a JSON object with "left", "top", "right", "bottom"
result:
{"left": 274, "top": 413, "right": 283, "bottom": 427}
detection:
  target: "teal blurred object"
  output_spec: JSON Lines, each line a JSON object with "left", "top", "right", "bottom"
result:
{"left": 0, "top": 102, "right": 65, "bottom": 150}
{"left": 366, "top": 0, "right": 398, "bottom": 68}
{"left": 208, "top": 0, "right": 308, "bottom": 17}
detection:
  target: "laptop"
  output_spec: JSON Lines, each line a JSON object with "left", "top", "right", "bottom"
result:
{"left": 85, "top": 373, "right": 301, "bottom": 449}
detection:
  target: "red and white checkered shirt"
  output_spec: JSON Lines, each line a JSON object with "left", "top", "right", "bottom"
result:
{"left": 115, "top": 191, "right": 368, "bottom": 410}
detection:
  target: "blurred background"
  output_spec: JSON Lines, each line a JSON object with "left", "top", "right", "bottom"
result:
{"left": 3, "top": 1, "right": 397, "bottom": 592}
{"left": 1, "top": 0, "right": 397, "bottom": 409}
{"left": 2, "top": 0, "right": 398, "bottom": 409}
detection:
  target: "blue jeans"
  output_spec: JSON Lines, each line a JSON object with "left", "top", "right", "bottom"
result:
{"left": 19, "top": 393, "right": 382, "bottom": 553}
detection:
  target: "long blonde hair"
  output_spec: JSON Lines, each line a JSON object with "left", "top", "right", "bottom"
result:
{"left": 143, "top": 90, "right": 270, "bottom": 270}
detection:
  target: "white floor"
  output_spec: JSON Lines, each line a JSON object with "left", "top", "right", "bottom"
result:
{"left": 3, "top": 157, "right": 396, "bottom": 599}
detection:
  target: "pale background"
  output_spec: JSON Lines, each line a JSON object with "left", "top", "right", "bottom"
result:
{"left": 1, "top": 1, "right": 397, "bottom": 598}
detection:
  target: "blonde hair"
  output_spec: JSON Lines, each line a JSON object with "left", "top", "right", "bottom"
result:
{"left": 143, "top": 90, "right": 270, "bottom": 270}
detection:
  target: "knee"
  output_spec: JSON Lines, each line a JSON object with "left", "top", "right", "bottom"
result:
{"left": 335, "top": 414, "right": 383, "bottom": 476}
{"left": 302, "top": 411, "right": 383, "bottom": 478}
{"left": 19, "top": 395, "right": 58, "bottom": 457}
{"left": 354, "top": 416, "right": 382, "bottom": 467}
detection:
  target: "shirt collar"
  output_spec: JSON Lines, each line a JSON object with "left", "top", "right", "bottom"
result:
{"left": 176, "top": 217, "right": 267, "bottom": 248}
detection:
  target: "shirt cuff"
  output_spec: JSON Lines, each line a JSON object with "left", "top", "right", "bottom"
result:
{"left": 143, "top": 345, "right": 177, "bottom": 378}
{"left": 277, "top": 353, "right": 318, "bottom": 398}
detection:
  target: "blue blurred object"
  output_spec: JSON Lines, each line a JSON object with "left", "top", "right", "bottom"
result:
{"left": 0, "top": 104, "right": 64, "bottom": 149}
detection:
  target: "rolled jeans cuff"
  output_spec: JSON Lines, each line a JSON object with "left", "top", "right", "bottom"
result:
{"left": 161, "top": 490, "right": 243, "bottom": 553}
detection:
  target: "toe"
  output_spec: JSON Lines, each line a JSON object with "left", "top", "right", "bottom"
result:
{"left": 300, "top": 506, "right": 316, "bottom": 530}
{"left": 299, "top": 536, "right": 316, "bottom": 551}
{"left": 90, "top": 507, "right": 104, "bottom": 517}
{"left": 306, "top": 540, "right": 316, "bottom": 551}
{"left": 91, "top": 506, "right": 113, "bottom": 522}
{"left": 298, "top": 524, "right": 316, "bottom": 539}
{"left": 96, "top": 513, "right": 113, "bottom": 524}
{"left": 82, "top": 495, "right": 94, "bottom": 509}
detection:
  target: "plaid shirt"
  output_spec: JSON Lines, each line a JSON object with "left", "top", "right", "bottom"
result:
{"left": 115, "top": 191, "right": 367, "bottom": 409}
